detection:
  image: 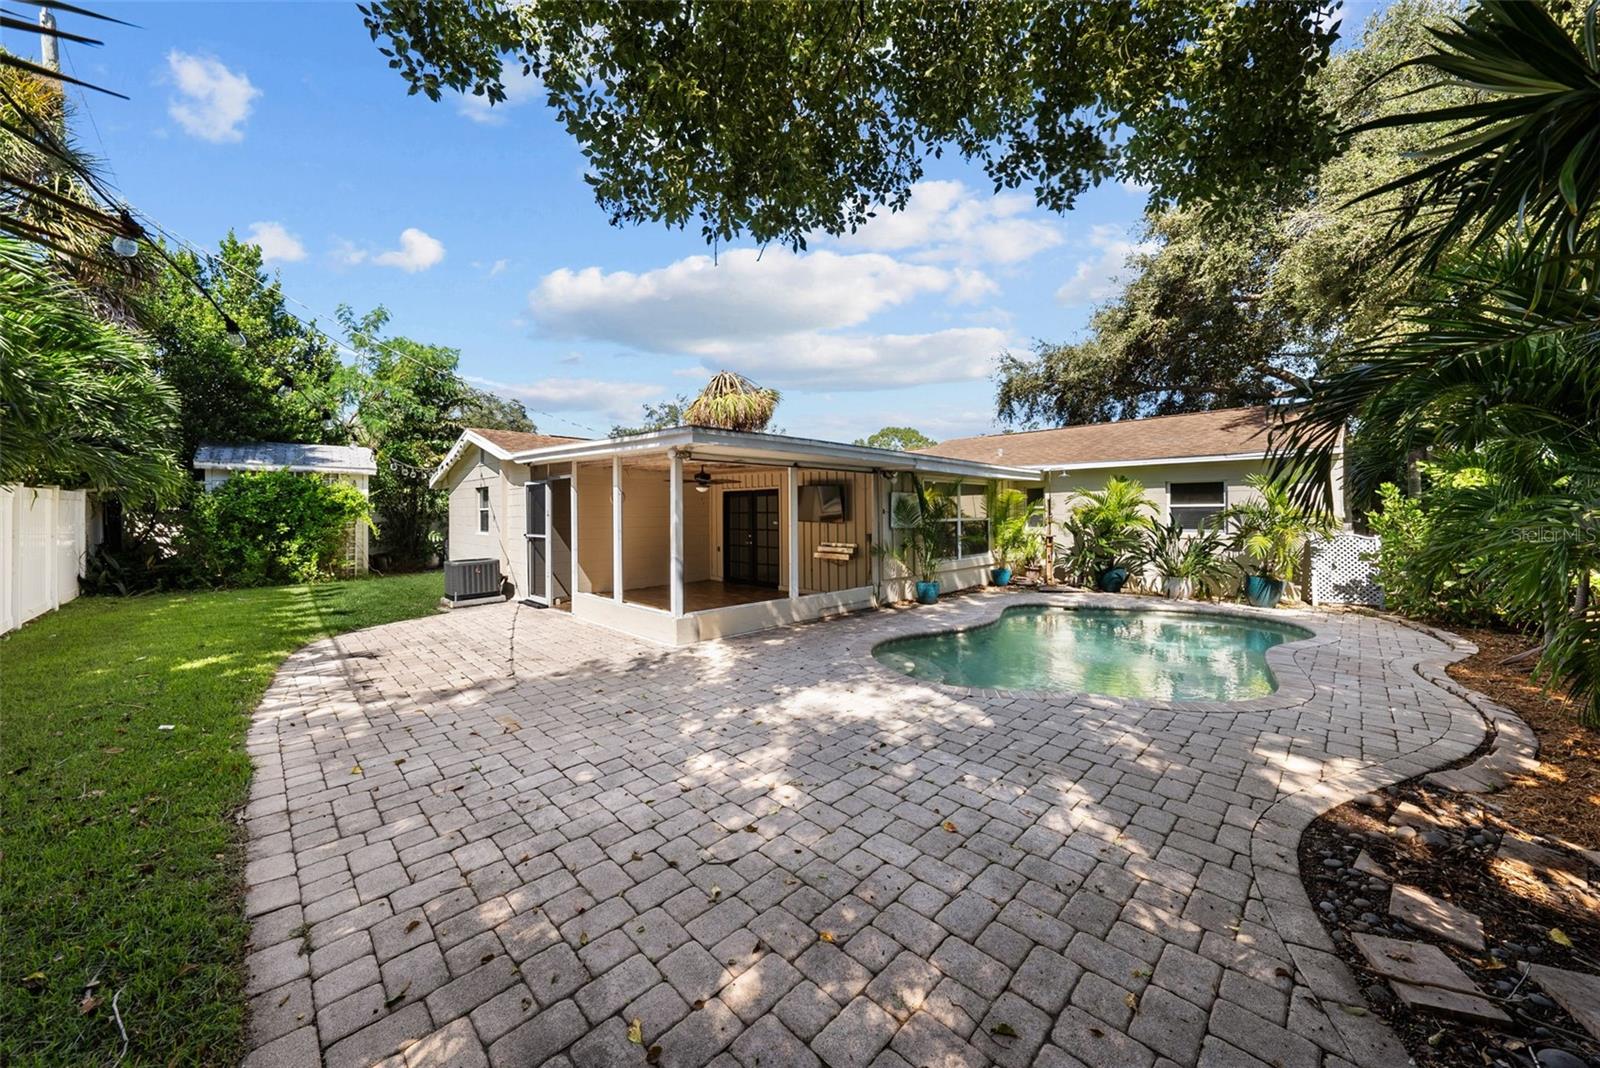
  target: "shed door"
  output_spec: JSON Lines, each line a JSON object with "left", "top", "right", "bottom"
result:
{"left": 525, "top": 481, "right": 549, "bottom": 606}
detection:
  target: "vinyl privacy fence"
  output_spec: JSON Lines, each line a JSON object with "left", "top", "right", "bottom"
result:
{"left": 1, "top": 485, "right": 87, "bottom": 635}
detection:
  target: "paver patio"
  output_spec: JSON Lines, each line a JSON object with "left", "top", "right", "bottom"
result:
{"left": 240, "top": 591, "right": 1491, "bottom": 1068}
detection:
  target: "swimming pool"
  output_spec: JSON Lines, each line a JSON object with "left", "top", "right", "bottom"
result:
{"left": 873, "top": 605, "right": 1313, "bottom": 701}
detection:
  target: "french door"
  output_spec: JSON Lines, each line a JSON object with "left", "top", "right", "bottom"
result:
{"left": 723, "top": 489, "right": 780, "bottom": 587}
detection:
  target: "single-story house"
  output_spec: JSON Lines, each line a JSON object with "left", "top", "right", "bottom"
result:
{"left": 918, "top": 405, "right": 1347, "bottom": 540}
{"left": 193, "top": 441, "right": 378, "bottom": 575}
{"left": 428, "top": 426, "right": 1036, "bottom": 644}
{"left": 430, "top": 406, "right": 1346, "bottom": 645}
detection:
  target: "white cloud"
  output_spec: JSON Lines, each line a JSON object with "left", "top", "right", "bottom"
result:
{"left": 532, "top": 248, "right": 956, "bottom": 350}
{"left": 685, "top": 327, "right": 1010, "bottom": 391}
{"left": 166, "top": 51, "right": 259, "bottom": 143}
{"left": 243, "top": 221, "right": 305, "bottom": 264}
{"left": 835, "top": 180, "right": 1063, "bottom": 266}
{"left": 455, "top": 68, "right": 542, "bottom": 124}
{"left": 1055, "top": 224, "right": 1158, "bottom": 306}
{"left": 334, "top": 227, "right": 443, "bottom": 273}
{"left": 467, "top": 375, "right": 660, "bottom": 421}
{"left": 488, "top": 258, "right": 509, "bottom": 277}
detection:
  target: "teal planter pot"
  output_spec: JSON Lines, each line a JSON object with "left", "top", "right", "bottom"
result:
{"left": 1245, "top": 574, "right": 1285, "bottom": 607}
{"left": 990, "top": 567, "right": 1012, "bottom": 587}
{"left": 1096, "top": 567, "right": 1129, "bottom": 593}
{"left": 914, "top": 580, "right": 941, "bottom": 604}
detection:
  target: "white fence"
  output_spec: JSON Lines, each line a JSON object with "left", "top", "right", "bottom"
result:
{"left": 1, "top": 485, "right": 88, "bottom": 635}
{"left": 1309, "top": 531, "right": 1383, "bottom": 607}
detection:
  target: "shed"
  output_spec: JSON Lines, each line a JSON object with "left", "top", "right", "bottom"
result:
{"left": 193, "top": 441, "right": 378, "bottom": 574}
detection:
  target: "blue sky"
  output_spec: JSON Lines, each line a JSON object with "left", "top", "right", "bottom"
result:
{"left": 31, "top": 2, "right": 1377, "bottom": 443}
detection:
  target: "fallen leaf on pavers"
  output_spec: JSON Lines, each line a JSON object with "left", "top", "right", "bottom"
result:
{"left": 1338, "top": 1004, "right": 1368, "bottom": 1016}
{"left": 818, "top": 931, "right": 835, "bottom": 943}
{"left": 990, "top": 1023, "right": 1018, "bottom": 1039}
{"left": 481, "top": 953, "right": 495, "bottom": 965}
{"left": 1124, "top": 993, "right": 1138, "bottom": 1010}
{"left": 351, "top": 765, "right": 363, "bottom": 775}
{"left": 710, "top": 886, "right": 722, "bottom": 901}
{"left": 385, "top": 982, "right": 410, "bottom": 1008}
{"left": 405, "top": 920, "right": 421, "bottom": 934}
{"left": 627, "top": 1019, "right": 643, "bottom": 1044}
{"left": 393, "top": 759, "right": 406, "bottom": 766}
{"left": 744, "top": 825, "right": 759, "bottom": 833}
{"left": 646, "top": 1045, "right": 661, "bottom": 1064}
{"left": 579, "top": 932, "right": 589, "bottom": 946}
{"left": 1549, "top": 928, "right": 1573, "bottom": 947}
{"left": 692, "top": 1000, "right": 705, "bottom": 1010}
{"left": 942, "top": 820, "right": 959, "bottom": 833}
{"left": 631, "top": 852, "right": 642, "bottom": 862}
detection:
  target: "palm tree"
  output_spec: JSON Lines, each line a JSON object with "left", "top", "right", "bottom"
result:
{"left": 684, "top": 371, "right": 780, "bottom": 432}
{"left": 1277, "top": 0, "right": 1599, "bottom": 720}
{"left": 1065, "top": 477, "right": 1155, "bottom": 589}
{"left": 1222, "top": 475, "right": 1337, "bottom": 604}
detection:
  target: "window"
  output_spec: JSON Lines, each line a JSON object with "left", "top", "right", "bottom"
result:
{"left": 1025, "top": 486, "right": 1046, "bottom": 528}
{"left": 1169, "top": 481, "right": 1225, "bottom": 531}
{"left": 476, "top": 486, "right": 490, "bottom": 533}
{"left": 927, "top": 482, "right": 991, "bottom": 559}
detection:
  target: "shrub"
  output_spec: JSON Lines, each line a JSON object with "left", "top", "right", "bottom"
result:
{"left": 1365, "top": 480, "right": 1500, "bottom": 624}
{"left": 189, "top": 470, "right": 373, "bottom": 587}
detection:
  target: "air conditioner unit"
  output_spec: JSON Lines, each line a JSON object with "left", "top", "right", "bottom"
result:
{"left": 444, "top": 558, "right": 503, "bottom": 604}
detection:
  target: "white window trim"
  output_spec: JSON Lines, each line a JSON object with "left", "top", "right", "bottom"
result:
{"left": 477, "top": 486, "right": 491, "bottom": 533}
{"left": 931, "top": 480, "right": 992, "bottom": 561}
{"left": 1166, "top": 480, "right": 1227, "bottom": 531}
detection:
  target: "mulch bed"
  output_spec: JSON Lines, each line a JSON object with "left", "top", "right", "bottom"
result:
{"left": 1446, "top": 627, "right": 1600, "bottom": 850}
{"left": 1300, "top": 623, "right": 1600, "bottom": 1068}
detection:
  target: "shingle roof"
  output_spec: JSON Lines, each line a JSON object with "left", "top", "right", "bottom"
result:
{"left": 917, "top": 406, "right": 1284, "bottom": 468}
{"left": 466, "top": 428, "right": 586, "bottom": 453}
{"left": 193, "top": 441, "right": 377, "bottom": 475}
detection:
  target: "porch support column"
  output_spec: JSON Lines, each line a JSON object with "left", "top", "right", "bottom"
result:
{"left": 669, "top": 450, "right": 685, "bottom": 618}
{"left": 612, "top": 455, "right": 624, "bottom": 602}
{"left": 570, "top": 462, "right": 581, "bottom": 595}
{"left": 787, "top": 465, "right": 801, "bottom": 602}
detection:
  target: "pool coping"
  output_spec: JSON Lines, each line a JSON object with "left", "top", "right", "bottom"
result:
{"left": 852, "top": 589, "right": 1341, "bottom": 715}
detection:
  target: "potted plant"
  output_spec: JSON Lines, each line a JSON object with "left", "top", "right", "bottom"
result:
{"left": 1067, "top": 477, "right": 1155, "bottom": 592}
{"left": 1142, "top": 517, "right": 1230, "bottom": 600}
{"left": 987, "top": 487, "right": 1043, "bottom": 586}
{"left": 1221, "top": 474, "right": 1337, "bottom": 607}
{"left": 889, "top": 488, "right": 949, "bottom": 604}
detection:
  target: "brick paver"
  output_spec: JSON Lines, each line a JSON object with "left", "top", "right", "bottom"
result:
{"left": 241, "top": 591, "right": 1486, "bottom": 1066}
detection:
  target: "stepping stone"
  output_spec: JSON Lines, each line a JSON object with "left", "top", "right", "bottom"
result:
{"left": 1388, "top": 885, "right": 1485, "bottom": 951}
{"left": 1498, "top": 836, "right": 1585, "bottom": 877}
{"left": 1389, "top": 980, "right": 1510, "bottom": 1024}
{"left": 1353, "top": 851, "right": 1389, "bottom": 880}
{"left": 1526, "top": 964, "right": 1600, "bottom": 1042}
{"left": 1352, "top": 935, "right": 1477, "bottom": 992}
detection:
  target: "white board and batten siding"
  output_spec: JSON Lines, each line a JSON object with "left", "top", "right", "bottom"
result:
{"left": 0, "top": 485, "right": 88, "bottom": 635}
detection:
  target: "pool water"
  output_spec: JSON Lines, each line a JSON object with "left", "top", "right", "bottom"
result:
{"left": 874, "top": 605, "right": 1312, "bottom": 701}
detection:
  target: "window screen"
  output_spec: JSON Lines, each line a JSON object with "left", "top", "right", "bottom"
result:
{"left": 1169, "top": 481, "right": 1225, "bottom": 531}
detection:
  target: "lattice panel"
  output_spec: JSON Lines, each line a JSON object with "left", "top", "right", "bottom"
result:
{"left": 1310, "top": 532, "right": 1383, "bottom": 606}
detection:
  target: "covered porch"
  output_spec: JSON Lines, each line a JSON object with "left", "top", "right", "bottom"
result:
{"left": 511, "top": 428, "right": 1037, "bottom": 645}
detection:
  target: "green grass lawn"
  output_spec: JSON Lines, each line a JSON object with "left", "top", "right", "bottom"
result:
{"left": 0, "top": 572, "right": 442, "bottom": 1066}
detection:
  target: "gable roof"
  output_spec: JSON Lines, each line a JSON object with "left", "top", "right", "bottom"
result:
{"left": 916, "top": 406, "right": 1295, "bottom": 469}
{"left": 428, "top": 427, "right": 589, "bottom": 488}
{"left": 193, "top": 441, "right": 377, "bottom": 476}
{"left": 467, "top": 428, "right": 586, "bottom": 454}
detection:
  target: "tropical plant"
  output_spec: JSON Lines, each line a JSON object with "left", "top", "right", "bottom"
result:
{"left": 0, "top": 235, "right": 184, "bottom": 505}
{"left": 361, "top": 1, "right": 1340, "bottom": 250}
{"left": 1222, "top": 474, "right": 1336, "bottom": 585}
{"left": 888, "top": 487, "right": 949, "bottom": 584}
{"left": 187, "top": 469, "right": 373, "bottom": 586}
{"left": 1364, "top": 479, "right": 1501, "bottom": 624}
{"left": 684, "top": 371, "right": 780, "bottom": 432}
{"left": 1066, "top": 477, "right": 1156, "bottom": 578}
{"left": 986, "top": 488, "right": 1043, "bottom": 573}
{"left": 1142, "top": 518, "right": 1231, "bottom": 599}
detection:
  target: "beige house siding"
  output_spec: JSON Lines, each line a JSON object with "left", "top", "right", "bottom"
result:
{"left": 446, "top": 448, "right": 509, "bottom": 573}
{"left": 704, "top": 467, "right": 875, "bottom": 594}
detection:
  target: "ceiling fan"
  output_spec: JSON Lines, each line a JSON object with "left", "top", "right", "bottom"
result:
{"left": 668, "top": 465, "right": 741, "bottom": 492}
